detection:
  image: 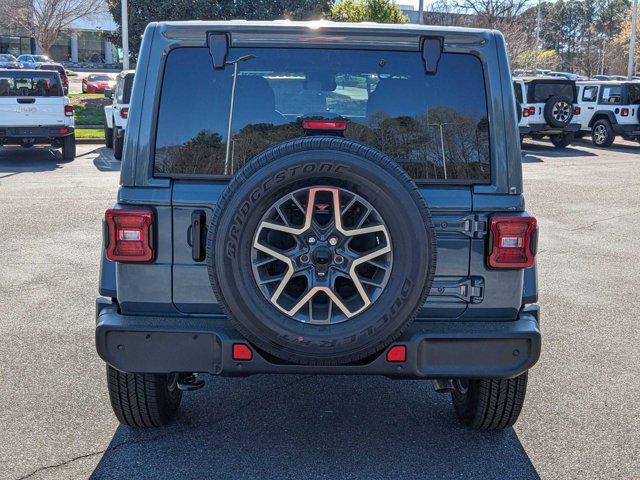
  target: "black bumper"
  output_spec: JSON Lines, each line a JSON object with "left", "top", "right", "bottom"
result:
{"left": 612, "top": 123, "right": 640, "bottom": 136}
{"left": 0, "top": 125, "right": 74, "bottom": 144}
{"left": 96, "top": 299, "right": 541, "bottom": 379}
{"left": 520, "top": 123, "right": 580, "bottom": 135}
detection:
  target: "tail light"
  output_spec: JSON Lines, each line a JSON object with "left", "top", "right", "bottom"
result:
{"left": 574, "top": 106, "right": 581, "bottom": 115}
{"left": 621, "top": 108, "right": 629, "bottom": 117}
{"left": 120, "top": 107, "right": 129, "bottom": 119}
{"left": 522, "top": 106, "right": 535, "bottom": 117}
{"left": 64, "top": 104, "right": 74, "bottom": 117}
{"left": 105, "top": 209, "right": 154, "bottom": 262}
{"left": 487, "top": 215, "right": 537, "bottom": 269}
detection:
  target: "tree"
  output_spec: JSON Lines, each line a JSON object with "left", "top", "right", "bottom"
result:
{"left": 455, "top": 0, "right": 530, "bottom": 28}
{"left": 106, "top": 0, "right": 332, "bottom": 62}
{"left": 0, "top": 0, "right": 106, "bottom": 55}
{"left": 328, "top": 0, "right": 409, "bottom": 23}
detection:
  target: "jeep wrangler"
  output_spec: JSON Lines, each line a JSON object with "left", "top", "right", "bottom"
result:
{"left": 96, "top": 21, "right": 541, "bottom": 431}
{"left": 575, "top": 80, "right": 640, "bottom": 147}
{"left": 514, "top": 76, "right": 580, "bottom": 147}
{"left": 104, "top": 70, "right": 135, "bottom": 160}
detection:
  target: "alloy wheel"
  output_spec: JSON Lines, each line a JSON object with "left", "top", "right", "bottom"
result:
{"left": 251, "top": 186, "right": 393, "bottom": 325}
{"left": 593, "top": 124, "right": 607, "bottom": 144}
{"left": 552, "top": 101, "right": 571, "bottom": 123}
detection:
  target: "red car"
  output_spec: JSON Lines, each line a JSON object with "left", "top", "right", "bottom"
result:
{"left": 38, "top": 63, "right": 69, "bottom": 94}
{"left": 82, "top": 73, "right": 116, "bottom": 94}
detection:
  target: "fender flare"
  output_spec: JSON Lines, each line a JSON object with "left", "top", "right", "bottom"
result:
{"left": 588, "top": 110, "right": 617, "bottom": 128}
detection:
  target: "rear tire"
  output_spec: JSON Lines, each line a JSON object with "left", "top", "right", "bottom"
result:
{"left": 104, "top": 118, "right": 113, "bottom": 148}
{"left": 550, "top": 132, "right": 574, "bottom": 148}
{"left": 113, "top": 127, "right": 123, "bottom": 160}
{"left": 451, "top": 372, "right": 528, "bottom": 430}
{"left": 591, "top": 119, "right": 615, "bottom": 147}
{"left": 62, "top": 134, "right": 76, "bottom": 160}
{"left": 106, "top": 366, "right": 182, "bottom": 428}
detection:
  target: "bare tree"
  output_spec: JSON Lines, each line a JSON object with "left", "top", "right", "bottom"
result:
{"left": 454, "top": 0, "right": 531, "bottom": 28}
{"left": 0, "top": 0, "right": 106, "bottom": 55}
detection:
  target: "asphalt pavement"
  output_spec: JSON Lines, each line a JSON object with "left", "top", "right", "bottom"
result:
{"left": 0, "top": 140, "right": 638, "bottom": 479}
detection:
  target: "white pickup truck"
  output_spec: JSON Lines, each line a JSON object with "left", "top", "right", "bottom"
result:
{"left": 0, "top": 69, "right": 75, "bottom": 160}
{"left": 104, "top": 70, "right": 134, "bottom": 160}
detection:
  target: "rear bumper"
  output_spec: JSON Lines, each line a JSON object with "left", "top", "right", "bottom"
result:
{"left": 0, "top": 125, "right": 74, "bottom": 144}
{"left": 611, "top": 123, "right": 640, "bottom": 136}
{"left": 96, "top": 299, "right": 541, "bottom": 379}
{"left": 520, "top": 123, "right": 580, "bottom": 135}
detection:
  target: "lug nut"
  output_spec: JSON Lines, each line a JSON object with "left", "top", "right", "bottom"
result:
{"left": 308, "top": 236, "right": 316, "bottom": 244}
{"left": 299, "top": 254, "right": 310, "bottom": 263}
{"left": 329, "top": 237, "right": 338, "bottom": 246}
{"left": 335, "top": 255, "right": 344, "bottom": 264}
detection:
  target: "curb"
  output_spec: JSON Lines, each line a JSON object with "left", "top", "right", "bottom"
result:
{"left": 76, "top": 138, "right": 105, "bottom": 145}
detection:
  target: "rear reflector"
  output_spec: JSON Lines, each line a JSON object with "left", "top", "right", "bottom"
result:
{"left": 386, "top": 345, "right": 406, "bottom": 363}
{"left": 120, "top": 107, "right": 129, "bottom": 119}
{"left": 64, "top": 104, "right": 74, "bottom": 117}
{"left": 302, "top": 119, "right": 347, "bottom": 131}
{"left": 488, "top": 216, "right": 537, "bottom": 269}
{"left": 232, "top": 343, "right": 253, "bottom": 361}
{"left": 105, "top": 209, "right": 153, "bottom": 262}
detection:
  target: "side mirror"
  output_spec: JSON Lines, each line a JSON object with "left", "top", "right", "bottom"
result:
{"left": 104, "top": 90, "right": 112, "bottom": 98}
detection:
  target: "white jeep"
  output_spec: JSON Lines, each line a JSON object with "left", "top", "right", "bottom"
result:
{"left": 574, "top": 81, "right": 640, "bottom": 147}
{"left": 0, "top": 69, "right": 75, "bottom": 160}
{"left": 513, "top": 77, "right": 580, "bottom": 147}
{"left": 103, "top": 70, "right": 134, "bottom": 160}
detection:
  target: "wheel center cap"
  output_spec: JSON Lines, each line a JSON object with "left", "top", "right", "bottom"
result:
{"left": 312, "top": 246, "right": 332, "bottom": 265}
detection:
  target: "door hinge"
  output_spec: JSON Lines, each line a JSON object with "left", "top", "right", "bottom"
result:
{"left": 462, "top": 214, "right": 487, "bottom": 238}
{"left": 430, "top": 277, "right": 484, "bottom": 304}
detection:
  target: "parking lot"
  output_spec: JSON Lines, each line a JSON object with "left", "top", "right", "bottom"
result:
{"left": 0, "top": 140, "right": 638, "bottom": 480}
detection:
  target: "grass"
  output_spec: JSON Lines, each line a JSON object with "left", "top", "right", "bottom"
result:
{"left": 74, "top": 106, "right": 104, "bottom": 126}
{"left": 74, "top": 128, "right": 103, "bottom": 139}
{"left": 68, "top": 92, "right": 103, "bottom": 98}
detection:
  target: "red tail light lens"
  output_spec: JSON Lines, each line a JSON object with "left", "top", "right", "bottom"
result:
{"left": 574, "top": 106, "right": 581, "bottom": 115}
{"left": 302, "top": 119, "right": 347, "bottom": 131}
{"left": 64, "top": 104, "right": 74, "bottom": 117}
{"left": 621, "top": 108, "right": 629, "bottom": 117}
{"left": 105, "top": 209, "right": 154, "bottom": 262}
{"left": 488, "top": 216, "right": 537, "bottom": 269}
{"left": 522, "top": 106, "right": 535, "bottom": 117}
{"left": 120, "top": 107, "right": 129, "bottom": 119}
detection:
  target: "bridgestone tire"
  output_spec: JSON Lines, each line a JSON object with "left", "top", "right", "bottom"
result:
{"left": 113, "top": 127, "right": 123, "bottom": 160}
{"left": 543, "top": 95, "right": 574, "bottom": 128}
{"left": 452, "top": 372, "right": 528, "bottom": 430}
{"left": 104, "top": 117, "right": 113, "bottom": 148}
{"left": 106, "top": 366, "right": 182, "bottom": 428}
{"left": 550, "top": 132, "right": 574, "bottom": 148}
{"left": 62, "top": 134, "right": 76, "bottom": 161}
{"left": 207, "top": 136, "right": 437, "bottom": 366}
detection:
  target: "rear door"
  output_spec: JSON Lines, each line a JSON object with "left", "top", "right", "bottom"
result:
{"left": 0, "top": 71, "right": 65, "bottom": 126}
{"left": 577, "top": 84, "right": 598, "bottom": 129}
{"left": 155, "top": 45, "right": 490, "bottom": 319}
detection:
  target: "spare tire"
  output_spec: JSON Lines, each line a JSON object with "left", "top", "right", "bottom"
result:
{"left": 207, "top": 137, "right": 437, "bottom": 366}
{"left": 543, "top": 95, "right": 573, "bottom": 128}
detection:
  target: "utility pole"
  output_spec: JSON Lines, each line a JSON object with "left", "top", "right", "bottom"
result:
{"left": 536, "top": 0, "right": 541, "bottom": 51}
{"left": 628, "top": 0, "right": 639, "bottom": 80}
{"left": 121, "top": 0, "right": 129, "bottom": 70}
{"left": 417, "top": 0, "right": 425, "bottom": 25}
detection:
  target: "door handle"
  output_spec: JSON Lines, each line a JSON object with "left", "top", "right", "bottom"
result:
{"left": 17, "top": 98, "right": 35, "bottom": 104}
{"left": 191, "top": 210, "right": 206, "bottom": 262}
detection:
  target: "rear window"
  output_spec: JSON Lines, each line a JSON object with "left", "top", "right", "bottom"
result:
{"left": 0, "top": 72, "right": 62, "bottom": 97}
{"left": 154, "top": 47, "right": 490, "bottom": 182}
{"left": 117, "top": 74, "right": 134, "bottom": 104}
{"left": 627, "top": 84, "right": 640, "bottom": 104}
{"left": 528, "top": 81, "right": 575, "bottom": 103}
{"left": 600, "top": 86, "right": 622, "bottom": 104}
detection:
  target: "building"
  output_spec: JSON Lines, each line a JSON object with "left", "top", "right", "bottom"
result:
{"left": 0, "top": 1, "right": 119, "bottom": 65}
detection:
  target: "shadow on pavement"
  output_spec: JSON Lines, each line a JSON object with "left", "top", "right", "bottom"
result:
{"left": 90, "top": 376, "right": 539, "bottom": 480}
{"left": 0, "top": 146, "right": 68, "bottom": 175}
{"left": 92, "top": 148, "right": 121, "bottom": 172}
{"left": 521, "top": 142, "right": 596, "bottom": 158}
{"left": 573, "top": 138, "right": 640, "bottom": 154}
